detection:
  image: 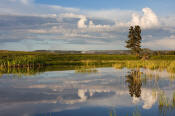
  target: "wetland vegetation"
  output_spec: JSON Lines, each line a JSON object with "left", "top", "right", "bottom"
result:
{"left": 1, "top": 50, "right": 175, "bottom": 76}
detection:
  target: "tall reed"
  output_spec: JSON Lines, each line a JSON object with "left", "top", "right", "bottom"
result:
{"left": 0, "top": 55, "right": 46, "bottom": 68}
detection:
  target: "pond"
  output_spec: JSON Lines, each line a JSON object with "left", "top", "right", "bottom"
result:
{"left": 0, "top": 67, "right": 175, "bottom": 116}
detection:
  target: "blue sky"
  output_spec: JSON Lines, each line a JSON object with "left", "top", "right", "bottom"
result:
{"left": 35, "top": 0, "right": 150, "bottom": 9}
{"left": 0, "top": 0, "right": 175, "bottom": 51}
{"left": 35, "top": 0, "right": 175, "bottom": 15}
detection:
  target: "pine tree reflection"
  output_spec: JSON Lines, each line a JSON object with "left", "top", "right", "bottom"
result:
{"left": 126, "top": 69, "right": 142, "bottom": 98}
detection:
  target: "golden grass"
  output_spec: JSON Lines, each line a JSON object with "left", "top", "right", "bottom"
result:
{"left": 113, "top": 60, "right": 175, "bottom": 73}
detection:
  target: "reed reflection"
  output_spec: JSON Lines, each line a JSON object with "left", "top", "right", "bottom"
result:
{"left": 0, "top": 67, "right": 46, "bottom": 78}
{"left": 75, "top": 60, "right": 98, "bottom": 73}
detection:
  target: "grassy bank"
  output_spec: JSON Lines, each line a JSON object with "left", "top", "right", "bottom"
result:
{"left": 1, "top": 50, "right": 175, "bottom": 68}
{"left": 0, "top": 51, "right": 139, "bottom": 67}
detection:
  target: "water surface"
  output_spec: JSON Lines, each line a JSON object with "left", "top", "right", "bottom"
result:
{"left": 0, "top": 67, "right": 175, "bottom": 116}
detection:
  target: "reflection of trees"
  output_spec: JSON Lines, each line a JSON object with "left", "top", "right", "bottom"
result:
{"left": 126, "top": 69, "right": 142, "bottom": 98}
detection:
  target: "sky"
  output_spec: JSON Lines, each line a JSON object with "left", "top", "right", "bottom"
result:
{"left": 0, "top": 0, "right": 175, "bottom": 51}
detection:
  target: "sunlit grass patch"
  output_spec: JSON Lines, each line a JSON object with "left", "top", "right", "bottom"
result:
{"left": 113, "top": 60, "right": 175, "bottom": 73}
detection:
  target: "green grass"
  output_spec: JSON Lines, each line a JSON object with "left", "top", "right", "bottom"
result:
{"left": 44, "top": 54, "right": 139, "bottom": 65}
{"left": 150, "top": 55, "right": 175, "bottom": 60}
{"left": 0, "top": 51, "right": 139, "bottom": 67}
{"left": 0, "top": 55, "right": 46, "bottom": 68}
{"left": 1, "top": 50, "right": 175, "bottom": 72}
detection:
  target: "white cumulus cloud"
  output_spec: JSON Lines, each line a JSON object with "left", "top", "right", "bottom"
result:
{"left": 130, "top": 8, "right": 159, "bottom": 29}
{"left": 78, "top": 16, "right": 87, "bottom": 28}
{"left": 59, "top": 13, "right": 88, "bottom": 28}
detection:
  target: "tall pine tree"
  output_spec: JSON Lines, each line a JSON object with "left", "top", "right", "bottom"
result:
{"left": 126, "top": 25, "right": 142, "bottom": 56}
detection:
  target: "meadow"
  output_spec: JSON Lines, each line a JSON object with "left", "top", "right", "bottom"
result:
{"left": 0, "top": 50, "right": 139, "bottom": 67}
{"left": 1, "top": 50, "right": 175, "bottom": 74}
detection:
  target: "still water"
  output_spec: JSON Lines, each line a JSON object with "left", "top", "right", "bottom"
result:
{"left": 0, "top": 67, "right": 175, "bottom": 116}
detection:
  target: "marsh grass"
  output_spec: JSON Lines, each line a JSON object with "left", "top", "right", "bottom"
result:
{"left": 109, "top": 108, "right": 141, "bottom": 116}
{"left": 158, "top": 91, "right": 175, "bottom": 115}
{"left": 132, "top": 109, "right": 141, "bottom": 116}
{"left": 75, "top": 60, "right": 98, "bottom": 73}
{"left": 113, "top": 60, "right": 175, "bottom": 74}
{"left": 109, "top": 91, "right": 175, "bottom": 116}
{"left": 110, "top": 109, "right": 117, "bottom": 116}
{"left": 0, "top": 55, "right": 46, "bottom": 68}
{"left": 159, "top": 92, "right": 170, "bottom": 108}
{"left": 0, "top": 54, "right": 46, "bottom": 77}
